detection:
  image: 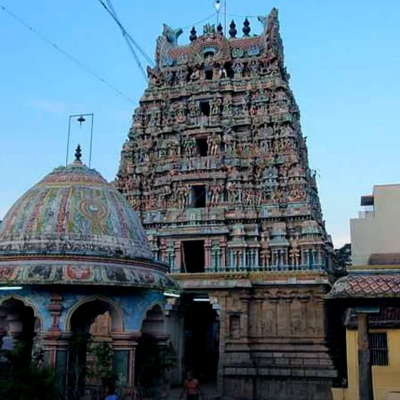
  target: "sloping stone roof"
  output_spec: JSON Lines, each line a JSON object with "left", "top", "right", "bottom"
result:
{"left": 329, "top": 274, "right": 400, "bottom": 298}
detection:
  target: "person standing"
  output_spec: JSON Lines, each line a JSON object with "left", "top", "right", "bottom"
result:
{"left": 179, "top": 371, "right": 204, "bottom": 400}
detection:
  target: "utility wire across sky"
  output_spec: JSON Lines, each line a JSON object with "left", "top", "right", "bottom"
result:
{"left": 97, "top": 0, "right": 151, "bottom": 81}
{"left": 0, "top": 1, "right": 233, "bottom": 104}
{"left": 0, "top": 2, "right": 135, "bottom": 104}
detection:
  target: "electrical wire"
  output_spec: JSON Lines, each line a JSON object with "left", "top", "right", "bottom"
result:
{"left": 97, "top": 0, "right": 151, "bottom": 81}
{"left": 182, "top": 12, "right": 217, "bottom": 30}
{"left": 226, "top": 13, "right": 259, "bottom": 19}
{"left": 105, "top": 0, "right": 154, "bottom": 67}
{"left": 0, "top": 2, "right": 135, "bottom": 104}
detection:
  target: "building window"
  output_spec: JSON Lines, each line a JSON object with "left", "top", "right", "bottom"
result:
{"left": 181, "top": 240, "right": 205, "bottom": 273}
{"left": 191, "top": 185, "right": 206, "bottom": 208}
{"left": 370, "top": 332, "right": 389, "bottom": 366}
{"left": 205, "top": 70, "right": 213, "bottom": 80}
{"left": 196, "top": 138, "right": 208, "bottom": 156}
{"left": 199, "top": 101, "right": 210, "bottom": 117}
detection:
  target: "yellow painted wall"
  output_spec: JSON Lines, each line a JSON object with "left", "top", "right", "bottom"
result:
{"left": 332, "top": 329, "right": 400, "bottom": 400}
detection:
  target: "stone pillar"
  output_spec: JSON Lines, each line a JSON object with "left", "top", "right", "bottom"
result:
{"left": 42, "top": 331, "right": 60, "bottom": 368}
{"left": 48, "top": 293, "right": 63, "bottom": 333}
{"left": 357, "top": 313, "right": 374, "bottom": 400}
{"left": 164, "top": 302, "right": 184, "bottom": 386}
{"left": 174, "top": 241, "right": 182, "bottom": 273}
{"left": 112, "top": 332, "right": 140, "bottom": 389}
{"left": 42, "top": 331, "right": 71, "bottom": 397}
{"left": 215, "top": 293, "right": 226, "bottom": 396}
{"left": 204, "top": 238, "right": 211, "bottom": 272}
{"left": 221, "top": 238, "right": 227, "bottom": 271}
{"left": 0, "top": 310, "right": 7, "bottom": 348}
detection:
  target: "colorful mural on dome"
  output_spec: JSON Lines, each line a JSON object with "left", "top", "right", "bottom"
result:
{"left": 0, "top": 161, "right": 153, "bottom": 261}
{"left": 0, "top": 154, "right": 175, "bottom": 398}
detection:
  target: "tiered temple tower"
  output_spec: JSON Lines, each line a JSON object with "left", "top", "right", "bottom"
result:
{"left": 117, "top": 8, "right": 337, "bottom": 400}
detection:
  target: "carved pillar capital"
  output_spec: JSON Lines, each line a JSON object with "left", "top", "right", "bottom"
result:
{"left": 164, "top": 297, "right": 180, "bottom": 317}
{"left": 48, "top": 293, "right": 63, "bottom": 333}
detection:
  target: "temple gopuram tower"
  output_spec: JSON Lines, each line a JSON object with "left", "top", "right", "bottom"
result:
{"left": 117, "top": 9, "right": 337, "bottom": 400}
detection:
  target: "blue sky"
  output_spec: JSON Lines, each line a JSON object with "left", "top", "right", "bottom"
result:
{"left": 1, "top": 0, "right": 399, "bottom": 247}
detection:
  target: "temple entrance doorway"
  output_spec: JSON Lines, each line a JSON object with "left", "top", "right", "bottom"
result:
{"left": 183, "top": 295, "right": 219, "bottom": 384}
{"left": 67, "top": 298, "right": 122, "bottom": 399}
{"left": 182, "top": 240, "right": 205, "bottom": 273}
{"left": 135, "top": 304, "right": 169, "bottom": 399}
{"left": 0, "top": 298, "right": 38, "bottom": 380}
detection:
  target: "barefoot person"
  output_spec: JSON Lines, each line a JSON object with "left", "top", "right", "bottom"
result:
{"left": 179, "top": 371, "right": 203, "bottom": 400}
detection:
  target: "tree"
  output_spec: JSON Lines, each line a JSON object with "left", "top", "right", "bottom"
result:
{"left": 135, "top": 334, "right": 177, "bottom": 396}
{"left": 87, "top": 340, "right": 118, "bottom": 390}
{"left": 0, "top": 343, "right": 59, "bottom": 400}
{"left": 334, "top": 243, "right": 352, "bottom": 270}
{"left": 67, "top": 333, "right": 118, "bottom": 399}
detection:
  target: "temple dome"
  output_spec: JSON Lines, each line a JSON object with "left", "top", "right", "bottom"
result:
{"left": 0, "top": 159, "right": 177, "bottom": 290}
{"left": 0, "top": 160, "right": 152, "bottom": 260}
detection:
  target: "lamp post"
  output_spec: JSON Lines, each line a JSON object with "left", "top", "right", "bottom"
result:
{"left": 215, "top": 0, "right": 221, "bottom": 26}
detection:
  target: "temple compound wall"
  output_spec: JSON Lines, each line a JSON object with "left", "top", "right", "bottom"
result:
{"left": 117, "top": 8, "right": 338, "bottom": 400}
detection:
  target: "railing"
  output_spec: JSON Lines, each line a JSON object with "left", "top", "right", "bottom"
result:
{"left": 208, "top": 264, "right": 325, "bottom": 273}
{"left": 358, "top": 210, "right": 375, "bottom": 219}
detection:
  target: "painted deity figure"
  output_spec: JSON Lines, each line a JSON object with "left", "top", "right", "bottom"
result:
{"left": 207, "top": 132, "right": 221, "bottom": 156}
{"left": 190, "top": 69, "right": 200, "bottom": 81}
{"left": 222, "top": 97, "right": 232, "bottom": 117}
{"left": 232, "top": 60, "right": 244, "bottom": 78}
{"left": 176, "top": 69, "right": 188, "bottom": 84}
{"left": 183, "top": 135, "right": 196, "bottom": 157}
{"left": 188, "top": 100, "right": 199, "bottom": 119}
{"left": 260, "top": 233, "right": 271, "bottom": 267}
{"left": 289, "top": 235, "right": 301, "bottom": 267}
{"left": 175, "top": 184, "right": 190, "bottom": 208}
{"left": 209, "top": 181, "right": 223, "bottom": 204}
{"left": 226, "top": 181, "right": 241, "bottom": 203}
{"left": 211, "top": 98, "right": 221, "bottom": 115}
{"left": 218, "top": 66, "right": 227, "bottom": 79}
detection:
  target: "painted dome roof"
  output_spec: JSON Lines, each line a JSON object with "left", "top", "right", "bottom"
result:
{"left": 0, "top": 159, "right": 178, "bottom": 290}
{"left": 0, "top": 160, "right": 153, "bottom": 260}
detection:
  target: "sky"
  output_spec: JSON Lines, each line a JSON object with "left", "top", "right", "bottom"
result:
{"left": 0, "top": 0, "right": 399, "bottom": 248}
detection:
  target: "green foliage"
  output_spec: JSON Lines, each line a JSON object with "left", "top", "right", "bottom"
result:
{"left": 88, "top": 340, "right": 118, "bottom": 388}
{"left": 0, "top": 343, "right": 59, "bottom": 400}
{"left": 334, "top": 243, "right": 352, "bottom": 271}
{"left": 67, "top": 333, "right": 118, "bottom": 399}
{"left": 67, "top": 332, "right": 92, "bottom": 400}
{"left": 135, "top": 334, "right": 177, "bottom": 389}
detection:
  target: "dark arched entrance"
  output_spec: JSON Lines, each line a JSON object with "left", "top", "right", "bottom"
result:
{"left": 0, "top": 298, "right": 39, "bottom": 379}
{"left": 135, "top": 304, "right": 171, "bottom": 399}
{"left": 183, "top": 296, "right": 219, "bottom": 384}
{"left": 67, "top": 298, "right": 124, "bottom": 399}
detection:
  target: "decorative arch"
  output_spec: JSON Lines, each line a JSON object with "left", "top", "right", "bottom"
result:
{"left": 64, "top": 295, "right": 124, "bottom": 332}
{"left": 0, "top": 294, "right": 44, "bottom": 330}
{"left": 139, "top": 301, "right": 164, "bottom": 327}
{"left": 140, "top": 302, "right": 165, "bottom": 336}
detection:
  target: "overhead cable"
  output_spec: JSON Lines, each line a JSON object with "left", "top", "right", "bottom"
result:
{"left": 97, "top": 0, "right": 149, "bottom": 81}
{"left": 182, "top": 12, "right": 217, "bottom": 30}
{"left": 105, "top": 0, "right": 154, "bottom": 66}
{"left": 0, "top": 2, "right": 135, "bottom": 104}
